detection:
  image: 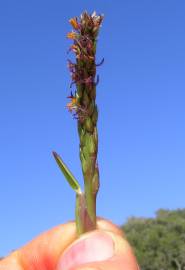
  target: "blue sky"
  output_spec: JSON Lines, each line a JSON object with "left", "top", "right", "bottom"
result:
{"left": 0, "top": 0, "right": 185, "bottom": 256}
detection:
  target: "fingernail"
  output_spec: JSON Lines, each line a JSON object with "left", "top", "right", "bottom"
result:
{"left": 57, "top": 231, "right": 115, "bottom": 270}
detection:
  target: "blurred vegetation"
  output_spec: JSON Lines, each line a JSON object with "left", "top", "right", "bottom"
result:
{"left": 122, "top": 209, "right": 185, "bottom": 270}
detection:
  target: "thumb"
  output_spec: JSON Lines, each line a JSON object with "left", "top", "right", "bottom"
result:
{"left": 57, "top": 230, "right": 139, "bottom": 270}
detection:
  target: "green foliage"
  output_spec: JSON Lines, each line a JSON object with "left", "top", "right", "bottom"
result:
{"left": 122, "top": 209, "right": 185, "bottom": 270}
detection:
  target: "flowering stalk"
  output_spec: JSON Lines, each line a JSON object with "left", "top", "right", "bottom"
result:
{"left": 53, "top": 11, "right": 103, "bottom": 235}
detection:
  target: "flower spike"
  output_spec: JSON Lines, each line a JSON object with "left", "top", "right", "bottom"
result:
{"left": 54, "top": 11, "right": 104, "bottom": 236}
{"left": 66, "top": 11, "right": 104, "bottom": 234}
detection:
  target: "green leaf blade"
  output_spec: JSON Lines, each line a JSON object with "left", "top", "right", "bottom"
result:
{"left": 53, "top": 151, "right": 81, "bottom": 194}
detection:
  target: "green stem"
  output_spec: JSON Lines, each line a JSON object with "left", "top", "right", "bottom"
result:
{"left": 84, "top": 178, "right": 97, "bottom": 228}
{"left": 78, "top": 121, "right": 99, "bottom": 232}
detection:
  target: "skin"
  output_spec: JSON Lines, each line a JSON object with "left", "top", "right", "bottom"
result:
{"left": 0, "top": 219, "right": 139, "bottom": 270}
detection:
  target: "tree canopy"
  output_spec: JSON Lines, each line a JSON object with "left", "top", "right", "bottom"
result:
{"left": 122, "top": 209, "right": 185, "bottom": 270}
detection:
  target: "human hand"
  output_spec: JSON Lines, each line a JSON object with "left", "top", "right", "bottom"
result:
{"left": 0, "top": 219, "right": 139, "bottom": 270}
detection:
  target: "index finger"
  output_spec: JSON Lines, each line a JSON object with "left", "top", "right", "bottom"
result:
{"left": 0, "top": 221, "right": 77, "bottom": 270}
